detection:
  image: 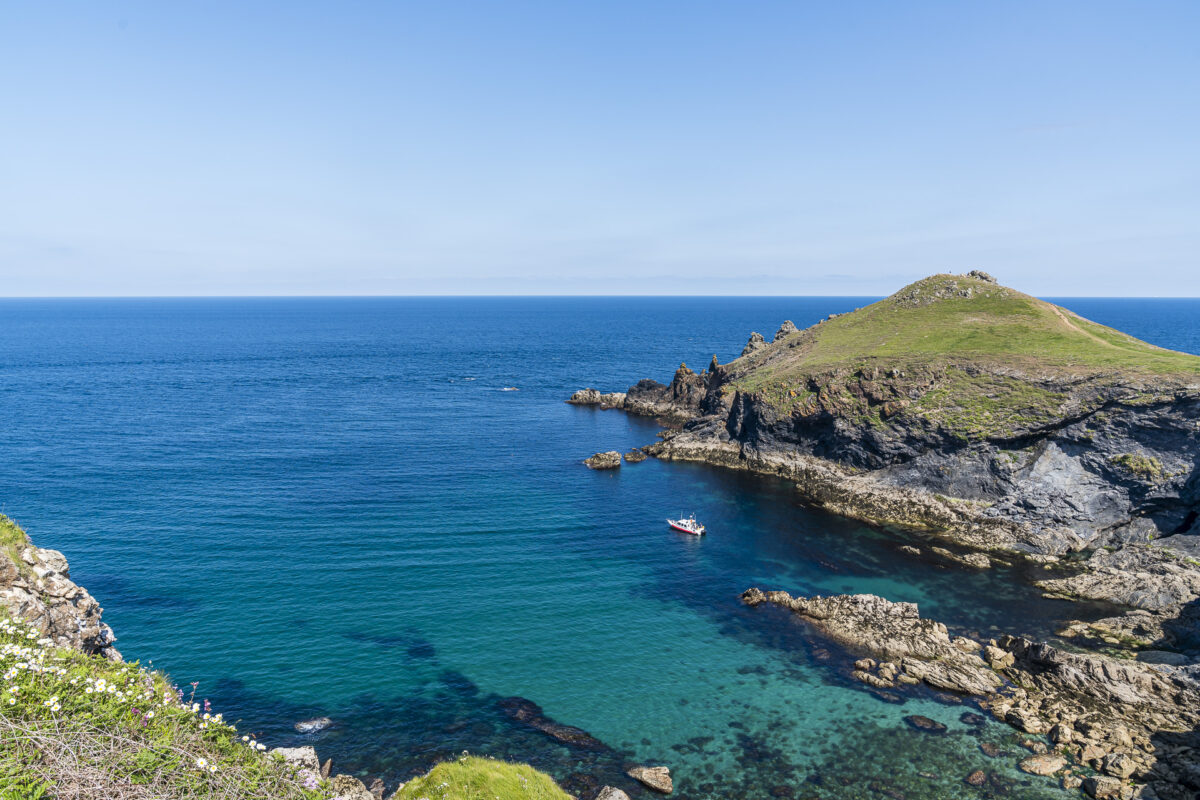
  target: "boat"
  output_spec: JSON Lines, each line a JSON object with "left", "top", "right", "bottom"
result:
{"left": 667, "top": 514, "right": 706, "bottom": 536}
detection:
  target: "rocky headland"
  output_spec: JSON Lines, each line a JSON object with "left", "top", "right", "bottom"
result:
{"left": 571, "top": 272, "right": 1200, "bottom": 798}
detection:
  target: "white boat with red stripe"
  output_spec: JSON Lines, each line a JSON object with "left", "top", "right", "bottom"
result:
{"left": 667, "top": 514, "right": 706, "bottom": 536}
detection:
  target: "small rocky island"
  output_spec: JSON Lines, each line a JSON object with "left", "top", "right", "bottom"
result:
{"left": 572, "top": 272, "right": 1200, "bottom": 799}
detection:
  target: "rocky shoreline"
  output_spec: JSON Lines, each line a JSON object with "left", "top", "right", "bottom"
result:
{"left": 741, "top": 589, "right": 1200, "bottom": 799}
{"left": 569, "top": 274, "right": 1200, "bottom": 798}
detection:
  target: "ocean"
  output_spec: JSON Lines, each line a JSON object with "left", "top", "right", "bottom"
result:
{"left": 2, "top": 296, "right": 1197, "bottom": 799}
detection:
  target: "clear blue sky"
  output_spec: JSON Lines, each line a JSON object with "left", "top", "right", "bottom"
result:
{"left": 1, "top": 2, "right": 1197, "bottom": 296}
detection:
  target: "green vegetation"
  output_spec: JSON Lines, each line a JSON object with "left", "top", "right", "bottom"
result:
{"left": 723, "top": 274, "right": 1200, "bottom": 435}
{"left": 393, "top": 756, "right": 571, "bottom": 800}
{"left": 0, "top": 615, "right": 326, "bottom": 799}
{"left": 1110, "top": 453, "right": 1166, "bottom": 480}
{"left": 913, "top": 370, "right": 1067, "bottom": 441}
{"left": 0, "top": 516, "right": 30, "bottom": 579}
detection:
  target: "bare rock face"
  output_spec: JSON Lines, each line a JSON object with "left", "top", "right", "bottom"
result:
{"left": 966, "top": 269, "right": 998, "bottom": 283}
{"left": 626, "top": 765, "right": 672, "bottom": 794}
{"left": 773, "top": 320, "right": 798, "bottom": 341}
{"left": 271, "top": 746, "right": 320, "bottom": 771}
{"left": 330, "top": 774, "right": 375, "bottom": 800}
{"left": 0, "top": 522, "right": 120, "bottom": 661}
{"left": 623, "top": 449, "right": 648, "bottom": 464}
{"left": 584, "top": 451, "right": 622, "bottom": 470}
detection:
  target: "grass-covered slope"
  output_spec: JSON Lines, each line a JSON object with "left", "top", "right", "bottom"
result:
{"left": 736, "top": 273, "right": 1200, "bottom": 377}
{"left": 392, "top": 756, "right": 571, "bottom": 800}
{"left": 0, "top": 615, "right": 327, "bottom": 799}
{"left": 721, "top": 273, "right": 1200, "bottom": 441}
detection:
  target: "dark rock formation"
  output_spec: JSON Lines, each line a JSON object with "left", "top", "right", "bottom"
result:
{"left": 624, "top": 449, "right": 648, "bottom": 464}
{"left": 584, "top": 451, "right": 622, "bottom": 470}
{"left": 498, "top": 696, "right": 609, "bottom": 751}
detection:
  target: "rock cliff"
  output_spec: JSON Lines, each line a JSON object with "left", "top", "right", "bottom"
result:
{"left": 0, "top": 514, "right": 120, "bottom": 660}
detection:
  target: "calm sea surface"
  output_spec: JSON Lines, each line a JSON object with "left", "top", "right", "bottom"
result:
{"left": 2, "top": 296, "right": 1198, "bottom": 799}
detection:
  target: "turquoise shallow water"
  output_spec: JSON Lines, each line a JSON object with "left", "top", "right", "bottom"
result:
{"left": 2, "top": 296, "right": 1198, "bottom": 799}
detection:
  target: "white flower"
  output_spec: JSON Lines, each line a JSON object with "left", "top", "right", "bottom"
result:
{"left": 196, "top": 757, "right": 208, "bottom": 769}
{"left": 145, "top": 710, "right": 155, "bottom": 719}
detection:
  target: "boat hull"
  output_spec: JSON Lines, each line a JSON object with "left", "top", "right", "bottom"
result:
{"left": 667, "top": 521, "right": 705, "bottom": 536}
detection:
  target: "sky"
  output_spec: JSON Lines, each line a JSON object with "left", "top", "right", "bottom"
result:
{"left": 0, "top": 2, "right": 1197, "bottom": 296}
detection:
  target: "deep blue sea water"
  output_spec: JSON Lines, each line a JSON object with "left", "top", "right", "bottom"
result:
{"left": 2, "top": 296, "right": 1198, "bottom": 799}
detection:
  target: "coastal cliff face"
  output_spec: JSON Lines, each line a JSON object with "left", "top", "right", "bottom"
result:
{"left": 583, "top": 274, "right": 1200, "bottom": 556}
{"left": 570, "top": 273, "right": 1200, "bottom": 601}
{"left": 0, "top": 514, "right": 120, "bottom": 661}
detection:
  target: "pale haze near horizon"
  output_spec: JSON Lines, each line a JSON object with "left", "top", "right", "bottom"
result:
{"left": 1, "top": 2, "right": 1197, "bottom": 297}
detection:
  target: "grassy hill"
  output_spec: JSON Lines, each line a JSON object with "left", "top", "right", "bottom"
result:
{"left": 721, "top": 273, "right": 1200, "bottom": 441}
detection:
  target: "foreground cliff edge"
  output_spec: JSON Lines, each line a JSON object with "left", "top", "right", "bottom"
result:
{"left": 0, "top": 514, "right": 581, "bottom": 800}
{"left": 572, "top": 272, "right": 1200, "bottom": 799}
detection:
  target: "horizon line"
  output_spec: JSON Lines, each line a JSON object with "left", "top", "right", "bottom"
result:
{"left": 1, "top": 293, "right": 1199, "bottom": 300}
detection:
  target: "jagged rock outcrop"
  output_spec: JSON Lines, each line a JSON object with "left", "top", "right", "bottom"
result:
{"left": 773, "top": 320, "right": 798, "bottom": 341}
{"left": 741, "top": 331, "right": 766, "bottom": 356}
{"left": 1, "top": 516, "right": 120, "bottom": 661}
{"left": 744, "top": 589, "right": 1200, "bottom": 800}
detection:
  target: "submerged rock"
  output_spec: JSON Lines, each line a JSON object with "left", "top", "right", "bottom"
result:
{"left": 584, "top": 451, "right": 622, "bottom": 470}
{"left": 294, "top": 717, "right": 333, "bottom": 733}
{"left": 903, "top": 715, "right": 947, "bottom": 734}
{"left": 498, "top": 696, "right": 608, "bottom": 750}
{"left": 626, "top": 765, "right": 672, "bottom": 794}
{"left": 964, "top": 770, "right": 987, "bottom": 786}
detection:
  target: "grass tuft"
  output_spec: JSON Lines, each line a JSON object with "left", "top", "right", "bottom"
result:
{"left": 393, "top": 755, "right": 571, "bottom": 800}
